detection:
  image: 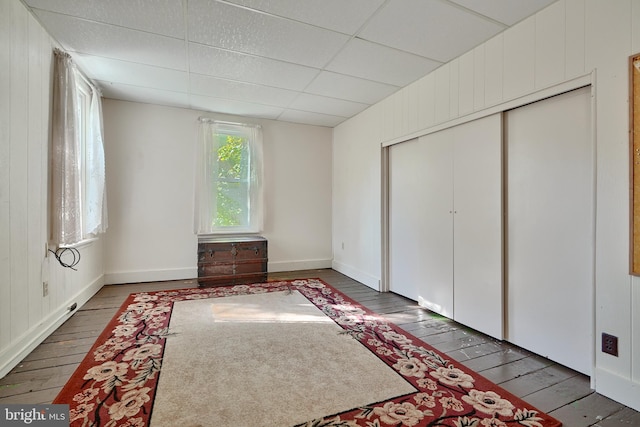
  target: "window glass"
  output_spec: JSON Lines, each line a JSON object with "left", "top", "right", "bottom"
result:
{"left": 76, "top": 79, "right": 90, "bottom": 237}
{"left": 213, "top": 131, "right": 251, "bottom": 228}
{"left": 195, "top": 120, "right": 263, "bottom": 235}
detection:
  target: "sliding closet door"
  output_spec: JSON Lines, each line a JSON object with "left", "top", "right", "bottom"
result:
{"left": 453, "top": 114, "right": 503, "bottom": 339}
{"left": 388, "top": 137, "right": 424, "bottom": 300}
{"left": 389, "top": 132, "right": 454, "bottom": 316}
{"left": 506, "top": 86, "right": 593, "bottom": 375}
{"left": 417, "top": 130, "right": 455, "bottom": 316}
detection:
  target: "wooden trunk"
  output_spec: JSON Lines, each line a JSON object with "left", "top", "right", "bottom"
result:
{"left": 197, "top": 236, "right": 268, "bottom": 287}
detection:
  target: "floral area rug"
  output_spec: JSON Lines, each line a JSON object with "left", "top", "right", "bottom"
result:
{"left": 53, "top": 279, "right": 561, "bottom": 427}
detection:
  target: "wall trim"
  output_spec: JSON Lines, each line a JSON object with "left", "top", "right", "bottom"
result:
{"left": 104, "top": 267, "right": 197, "bottom": 285}
{"left": 332, "top": 260, "right": 380, "bottom": 291}
{"left": 595, "top": 367, "right": 640, "bottom": 411}
{"left": 380, "top": 146, "right": 390, "bottom": 293}
{"left": 105, "top": 261, "right": 335, "bottom": 284}
{"left": 0, "top": 275, "right": 104, "bottom": 379}
{"left": 382, "top": 72, "right": 594, "bottom": 148}
{"left": 268, "top": 259, "right": 332, "bottom": 273}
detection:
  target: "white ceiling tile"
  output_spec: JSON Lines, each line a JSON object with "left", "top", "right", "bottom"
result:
{"left": 190, "top": 74, "right": 298, "bottom": 107}
{"left": 449, "top": 0, "right": 558, "bottom": 26}
{"left": 190, "top": 95, "right": 284, "bottom": 120}
{"left": 289, "top": 93, "right": 368, "bottom": 117}
{"left": 74, "top": 54, "right": 189, "bottom": 93}
{"left": 224, "top": 0, "right": 385, "bottom": 34}
{"left": 279, "top": 109, "right": 346, "bottom": 127}
{"left": 24, "top": 0, "right": 184, "bottom": 38}
{"left": 359, "top": 0, "right": 504, "bottom": 63}
{"left": 189, "top": 43, "right": 319, "bottom": 91}
{"left": 99, "top": 82, "right": 190, "bottom": 108}
{"left": 187, "top": 0, "right": 350, "bottom": 68}
{"left": 34, "top": 10, "right": 186, "bottom": 70}
{"left": 24, "top": 0, "right": 557, "bottom": 127}
{"left": 326, "top": 38, "right": 441, "bottom": 87}
{"left": 306, "top": 72, "right": 399, "bottom": 104}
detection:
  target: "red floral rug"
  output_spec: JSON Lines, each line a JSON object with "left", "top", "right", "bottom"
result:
{"left": 53, "top": 279, "right": 562, "bottom": 427}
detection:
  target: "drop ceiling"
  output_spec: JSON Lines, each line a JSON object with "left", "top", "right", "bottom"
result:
{"left": 23, "top": 0, "right": 558, "bottom": 127}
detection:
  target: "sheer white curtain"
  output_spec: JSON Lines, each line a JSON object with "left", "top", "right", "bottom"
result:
{"left": 51, "top": 49, "right": 82, "bottom": 246}
{"left": 194, "top": 119, "right": 263, "bottom": 234}
{"left": 85, "top": 87, "right": 107, "bottom": 235}
{"left": 50, "top": 48, "right": 107, "bottom": 246}
{"left": 193, "top": 119, "right": 215, "bottom": 234}
{"left": 246, "top": 123, "right": 264, "bottom": 232}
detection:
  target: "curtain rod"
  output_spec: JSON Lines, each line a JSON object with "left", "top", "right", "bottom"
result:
{"left": 198, "top": 117, "right": 262, "bottom": 128}
{"left": 54, "top": 47, "right": 102, "bottom": 97}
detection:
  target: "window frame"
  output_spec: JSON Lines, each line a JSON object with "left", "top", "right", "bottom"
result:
{"left": 195, "top": 119, "right": 264, "bottom": 236}
{"left": 59, "top": 74, "right": 96, "bottom": 248}
{"left": 78, "top": 77, "right": 91, "bottom": 238}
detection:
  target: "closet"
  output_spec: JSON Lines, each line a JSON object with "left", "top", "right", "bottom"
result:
{"left": 389, "top": 113, "right": 503, "bottom": 339}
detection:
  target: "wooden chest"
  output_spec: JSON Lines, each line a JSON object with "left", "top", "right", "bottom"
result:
{"left": 197, "top": 236, "right": 268, "bottom": 287}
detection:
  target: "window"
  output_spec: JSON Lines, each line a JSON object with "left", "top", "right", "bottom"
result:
{"left": 75, "top": 78, "right": 91, "bottom": 238}
{"left": 75, "top": 76, "right": 107, "bottom": 241}
{"left": 50, "top": 49, "right": 106, "bottom": 247}
{"left": 194, "top": 119, "right": 263, "bottom": 234}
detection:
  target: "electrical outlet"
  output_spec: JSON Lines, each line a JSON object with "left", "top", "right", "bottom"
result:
{"left": 602, "top": 333, "right": 618, "bottom": 356}
{"left": 42, "top": 281, "right": 48, "bottom": 297}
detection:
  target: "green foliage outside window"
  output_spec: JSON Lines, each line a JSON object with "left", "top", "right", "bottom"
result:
{"left": 213, "top": 134, "right": 250, "bottom": 227}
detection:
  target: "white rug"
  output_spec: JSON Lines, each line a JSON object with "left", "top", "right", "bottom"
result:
{"left": 150, "top": 290, "right": 417, "bottom": 426}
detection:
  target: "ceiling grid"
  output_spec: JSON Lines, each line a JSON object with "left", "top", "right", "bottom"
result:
{"left": 22, "top": 0, "right": 558, "bottom": 127}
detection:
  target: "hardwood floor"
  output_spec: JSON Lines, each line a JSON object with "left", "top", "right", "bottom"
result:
{"left": 1, "top": 269, "right": 638, "bottom": 426}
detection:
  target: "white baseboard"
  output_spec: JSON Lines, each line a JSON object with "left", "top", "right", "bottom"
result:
{"left": 105, "top": 261, "right": 335, "bottom": 285}
{"left": 595, "top": 367, "right": 640, "bottom": 412}
{"left": 104, "top": 267, "right": 197, "bottom": 285}
{"left": 268, "top": 259, "right": 332, "bottom": 273}
{"left": 0, "top": 274, "right": 104, "bottom": 379}
{"left": 331, "top": 260, "right": 380, "bottom": 291}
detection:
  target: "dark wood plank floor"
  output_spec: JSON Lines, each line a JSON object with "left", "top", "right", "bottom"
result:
{"left": 1, "top": 269, "right": 638, "bottom": 426}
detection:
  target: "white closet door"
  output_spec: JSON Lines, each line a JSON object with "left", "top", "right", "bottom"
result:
{"left": 417, "top": 130, "right": 455, "bottom": 316}
{"left": 388, "top": 138, "right": 423, "bottom": 300}
{"left": 389, "top": 131, "right": 454, "bottom": 317}
{"left": 506, "top": 86, "right": 593, "bottom": 375}
{"left": 453, "top": 114, "right": 503, "bottom": 339}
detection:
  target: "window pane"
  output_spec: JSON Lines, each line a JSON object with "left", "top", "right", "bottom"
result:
{"left": 75, "top": 82, "right": 90, "bottom": 238}
{"left": 213, "top": 133, "right": 250, "bottom": 227}
{"left": 214, "top": 181, "right": 249, "bottom": 227}
{"left": 215, "top": 134, "right": 249, "bottom": 181}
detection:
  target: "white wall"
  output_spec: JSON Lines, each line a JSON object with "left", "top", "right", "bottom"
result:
{"left": 333, "top": 0, "right": 640, "bottom": 412}
{"left": 102, "top": 99, "right": 333, "bottom": 284}
{"left": 0, "top": 0, "right": 104, "bottom": 378}
{"left": 332, "top": 108, "right": 383, "bottom": 289}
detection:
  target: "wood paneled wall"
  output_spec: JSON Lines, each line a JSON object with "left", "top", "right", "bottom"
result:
{"left": 333, "top": 0, "right": 640, "bottom": 412}
{"left": 0, "top": 0, "right": 104, "bottom": 378}
{"left": 377, "top": 0, "right": 585, "bottom": 142}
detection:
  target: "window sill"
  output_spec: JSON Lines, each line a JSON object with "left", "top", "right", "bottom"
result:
{"left": 57, "top": 236, "right": 99, "bottom": 250}
{"left": 197, "top": 231, "right": 262, "bottom": 237}
{"left": 198, "top": 234, "right": 264, "bottom": 243}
